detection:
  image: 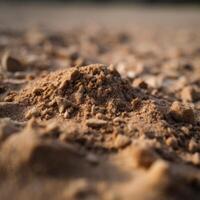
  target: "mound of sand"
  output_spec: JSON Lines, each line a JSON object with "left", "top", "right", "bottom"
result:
{"left": 13, "top": 64, "right": 136, "bottom": 120}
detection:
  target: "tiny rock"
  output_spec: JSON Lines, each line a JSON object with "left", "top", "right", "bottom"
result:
{"left": 115, "top": 134, "right": 131, "bottom": 148}
{"left": 131, "top": 146, "right": 157, "bottom": 169}
{"left": 133, "top": 78, "right": 148, "bottom": 89}
{"left": 1, "top": 52, "right": 25, "bottom": 72}
{"left": 180, "top": 85, "right": 200, "bottom": 102}
{"left": 33, "top": 88, "right": 43, "bottom": 96}
{"left": 188, "top": 139, "right": 200, "bottom": 153}
{"left": 165, "top": 137, "right": 178, "bottom": 149}
{"left": 169, "top": 101, "right": 195, "bottom": 124}
{"left": 25, "top": 107, "right": 40, "bottom": 119}
{"left": 56, "top": 97, "right": 72, "bottom": 113}
{"left": 191, "top": 153, "right": 200, "bottom": 165}
{"left": 113, "top": 117, "right": 124, "bottom": 124}
{"left": 86, "top": 118, "right": 107, "bottom": 128}
{"left": 147, "top": 160, "right": 170, "bottom": 185}
{"left": 70, "top": 69, "right": 81, "bottom": 81}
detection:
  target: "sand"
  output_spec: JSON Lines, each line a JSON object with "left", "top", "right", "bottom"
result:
{"left": 0, "top": 6, "right": 200, "bottom": 200}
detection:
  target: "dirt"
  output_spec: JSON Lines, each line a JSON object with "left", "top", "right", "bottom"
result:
{"left": 0, "top": 6, "right": 200, "bottom": 200}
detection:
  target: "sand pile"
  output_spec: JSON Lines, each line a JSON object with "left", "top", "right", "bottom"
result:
{"left": 12, "top": 64, "right": 135, "bottom": 120}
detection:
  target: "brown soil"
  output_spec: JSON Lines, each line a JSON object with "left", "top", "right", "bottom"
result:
{"left": 0, "top": 6, "right": 200, "bottom": 200}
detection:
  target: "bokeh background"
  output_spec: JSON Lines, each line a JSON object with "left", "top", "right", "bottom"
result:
{"left": 0, "top": 0, "right": 199, "bottom": 31}
{"left": 1, "top": 0, "right": 200, "bottom": 3}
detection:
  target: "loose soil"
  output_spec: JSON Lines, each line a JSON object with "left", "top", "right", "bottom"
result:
{"left": 0, "top": 7, "right": 200, "bottom": 200}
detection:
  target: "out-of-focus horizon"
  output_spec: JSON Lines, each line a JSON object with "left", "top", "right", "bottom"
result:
{"left": 0, "top": 0, "right": 199, "bottom": 31}
{"left": 1, "top": 0, "right": 200, "bottom": 4}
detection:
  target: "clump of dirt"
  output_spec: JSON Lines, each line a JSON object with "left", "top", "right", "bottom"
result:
{"left": 12, "top": 64, "right": 136, "bottom": 120}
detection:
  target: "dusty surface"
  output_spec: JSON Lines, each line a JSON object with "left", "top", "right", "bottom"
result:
{"left": 0, "top": 4, "right": 200, "bottom": 200}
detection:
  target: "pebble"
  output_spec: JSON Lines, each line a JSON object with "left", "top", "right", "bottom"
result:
{"left": 148, "top": 160, "right": 170, "bottom": 183}
{"left": 131, "top": 98, "right": 141, "bottom": 109}
{"left": 115, "top": 134, "right": 131, "bottom": 148}
{"left": 70, "top": 69, "right": 81, "bottom": 81}
{"left": 169, "top": 101, "right": 195, "bottom": 124}
{"left": 191, "top": 153, "right": 200, "bottom": 165}
{"left": 131, "top": 146, "right": 157, "bottom": 169}
{"left": 113, "top": 117, "right": 124, "bottom": 123}
{"left": 180, "top": 126, "right": 190, "bottom": 135}
{"left": 86, "top": 118, "right": 107, "bottom": 128}
{"left": 188, "top": 139, "right": 200, "bottom": 153}
{"left": 132, "top": 78, "right": 148, "bottom": 89}
{"left": 181, "top": 86, "right": 200, "bottom": 102}
{"left": 33, "top": 88, "right": 43, "bottom": 96}
{"left": 64, "top": 110, "right": 70, "bottom": 119}
{"left": 56, "top": 97, "right": 72, "bottom": 113}
{"left": 165, "top": 137, "right": 178, "bottom": 149}
{"left": 25, "top": 107, "right": 40, "bottom": 119}
{"left": 1, "top": 52, "right": 25, "bottom": 72}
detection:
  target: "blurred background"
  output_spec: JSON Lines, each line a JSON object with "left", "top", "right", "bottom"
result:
{"left": 0, "top": 0, "right": 199, "bottom": 31}
{"left": 1, "top": 0, "right": 200, "bottom": 4}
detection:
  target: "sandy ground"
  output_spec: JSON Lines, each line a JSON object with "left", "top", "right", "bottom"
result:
{"left": 0, "top": 4, "right": 200, "bottom": 200}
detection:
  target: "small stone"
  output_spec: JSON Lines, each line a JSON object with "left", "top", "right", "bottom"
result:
{"left": 75, "top": 57, "right": 86, "bottom": 67}
{"left": 42, "top": 122, "right": 60, "bottom": 137}
{"left": 95, "top": 113, "right": 107, "bottom": 120}
{"left": 1, "top": 52, "right": 25, "bottom": 72}
{"left": 75, "top": 85, "right": 85, "bottom": 104}
{"left": 25, "top": 107, "right": 40, "bottom": 119}
{"left": 33, "top": 88, "right": 43, "bottom": 96}
{"left": 132, "top": 78, "right": 148, "bottom": 89}
{"left": 180, "top": 126, "right": 190, "bottom": 135}
{"left": 64, "top": 110, "right": 70, "bottom": 119}
{"left": 131, "top": 146, "right": 157, "bottom": 169}
{"left": 126, "top": 160, "right": 170, "bottom": 199}
{"left": 113, "top": 117, "right": 124, "bottom": 123}
{"left": 165, "top": 137, "right": 178, "bottom": 149}
{"left": 131, "top": 98, "right": 141, "bottom": 109}
{"left": 58, "top": 79, "right": 70, "bottom": 92}
{"left": 188, "top": 139, "right": 200, "bottom": 153}
{"left": 127, "top": 71, "right": 136, "bottom": 79}
{"left": 86, "top": 118, "right": 107, "bottom": 128}
{"left": 169, "top": 101, "right": 195, "bottom": 124}
{"left": 70, "top": 69, "right": 81, "bottom": 81}
{"left": 48, "top": 99, "right": 56, "bottom": 106}
{"left": 148, "top": 160, "right": 170, "bottom": 184}
{"left": 191, "top": 153, "right": 200, "bottom": 165}
{"left": 180, "top": 86, "right": 200, "bottom": 102}
{"left": 115, "top": 134, "right": 131, "bottom": 148}
{"left": 56, "top": 97, "right": 72, "bottom": 113}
